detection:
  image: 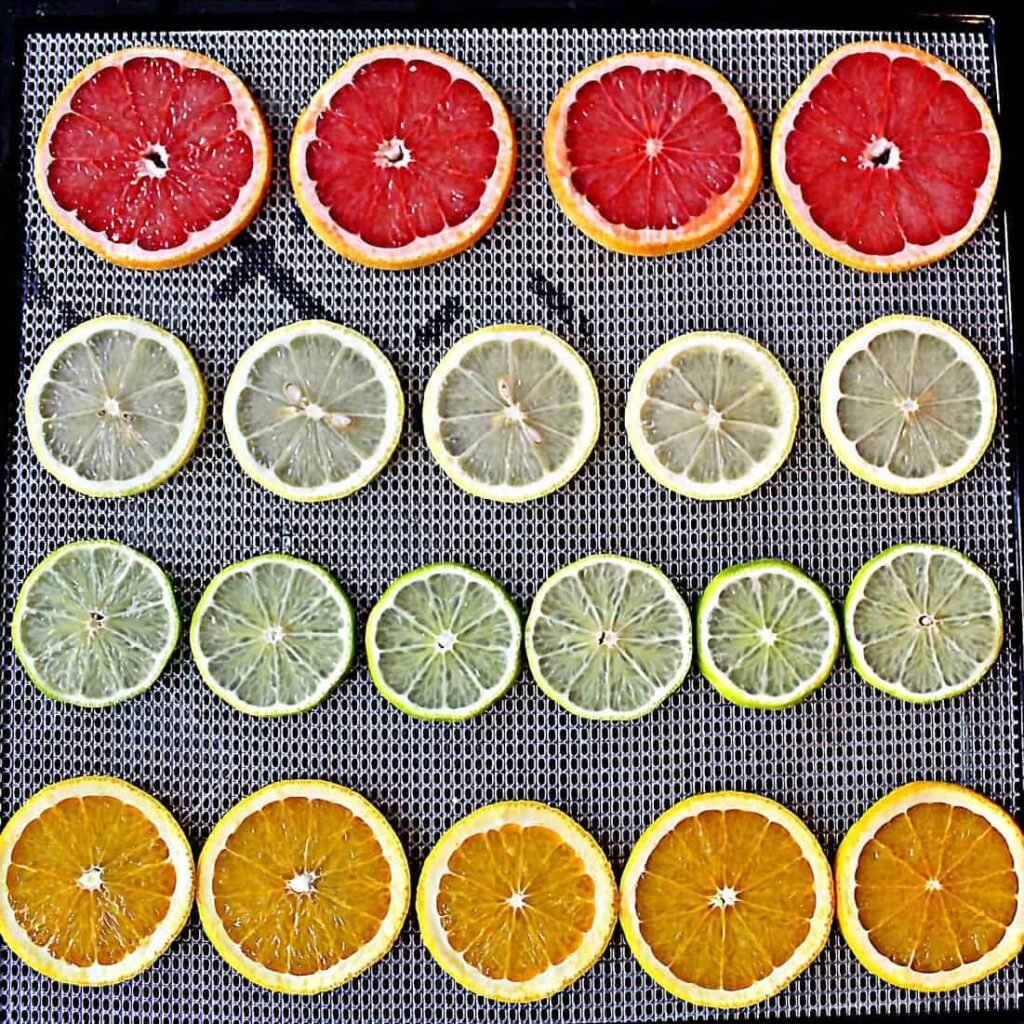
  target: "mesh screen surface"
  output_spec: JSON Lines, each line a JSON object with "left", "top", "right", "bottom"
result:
{"left": 3, "top": 23, "right": 1021, "bottom": 1022}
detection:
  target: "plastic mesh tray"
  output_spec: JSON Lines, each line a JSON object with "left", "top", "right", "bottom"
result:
{"left": 3, "top": 22, "right": 1021, "bottom": 1023}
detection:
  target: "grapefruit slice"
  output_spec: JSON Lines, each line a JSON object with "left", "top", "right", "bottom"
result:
{"left": 291, "top": 45, "right": 516, "bottom": 270}
{"left": 772, "top": 42, "right": 1000, "bottom": 272}
{"left": 544, "top": 53, "right": 761, "bottom": 256}
{"left": 35, "top": 47, "right": 271, "bottom": 270}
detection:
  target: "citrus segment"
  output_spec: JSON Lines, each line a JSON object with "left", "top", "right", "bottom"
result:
{"left": 422, "top": 324, "right": 600, "bottom": 502}
{"left": 545, "top": 53, "right": 761, "bottom": 255}
{"left": 620, "top": 792, "right": 834, "bottom": 1007}
{"left": 821, "top": 315, "right": 997, "bottom": 493}
{"left": 626, "top": 332, "right": 798, "bottom": 499}
{"left": 0, "top": 776, "right": 194, "bottom": 985}
{"left": 197, "top": 780, "right": 410, "bottom": 994}
{"left": 291, "top": 45, "right": 515, "bottom": 269}
{"left": 416, "top": 801, "right": 617, "bottom": 1001}
{"left": 772, "top": 42, "right": 1000, "bottom": 271}
{"left": 36, "top": 47, "right": 270, "bottom": 269}
{"left": 836, "top": 781, "right": 1024, "bottom": 990}
{"left": 25, "top": 315, "right": 207, "bottom": 497}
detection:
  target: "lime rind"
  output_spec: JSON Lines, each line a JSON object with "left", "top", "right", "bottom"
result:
{"left": 190, "top": 554, "right": 355, "bottom": 717}
{"left": 366, "top": 563, "right": 521, "bottom": 722}
{"left": 11, "top": 540, "right": 180, "bottom": 707}
{"left": 844, "top": 543, "right": 1003, "bottom": 703}
{"left": 697, "top": 559, "right": 840, "bottom": 710}
{"left": 25, "top": 315, "right": 207, "bottom": 498}
{"left": 525, "top": 553, "right": 692, "bottom": 721}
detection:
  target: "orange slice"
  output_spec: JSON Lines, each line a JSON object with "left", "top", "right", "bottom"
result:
{"left": 620, "top": 791, "right": 834, "bottom": 1007}
{"left": 544, "top": 53, "right": 761, "bottom": 255}
{"left": 416, "top": 801, "right": 618, "bottom": 1002}
{"left": 836, "top": 781, "right": 1024, "bottom": 990}
{"left": 196, "top": 780, "right": 409, "bottom": 994}
{"left": 0, "top": 776, "right": 194, "bottom": 985}
{"left": 36, "top": 47, "right": 271, "bottom": 270}
{"left": 290, "top": 45, "right": 516, "bottom": 270}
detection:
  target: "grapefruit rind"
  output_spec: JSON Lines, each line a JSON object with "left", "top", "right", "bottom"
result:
{"left": 836, "top": 781, "right": 1024, "bottom": 990}
{"left": 544, "top": 52, "right": 762, "bottom": 256}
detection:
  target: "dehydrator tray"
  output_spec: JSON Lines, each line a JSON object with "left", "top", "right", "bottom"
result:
{"left": 2, "top": 18, "right": 1021, "bottom": 1024}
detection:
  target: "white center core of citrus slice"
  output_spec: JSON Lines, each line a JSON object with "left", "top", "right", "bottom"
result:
{"left": 376, "top": 137, "right": 412, "bottom": 169}
{"left": 899, "top": 397, "right": 920, "bottom": 414}
{"left": 705, "top": 407, "right": 723, "bottom": 430}
{"left": 925, "top": 878, "right": 943, "bottom": 892}
{"left": 287, "top": 871, "right": 318, "bottom": 894}
{"left": 918, "top": 614, "right": 936, "bottom": 628}
{"left": 101, "top": 397, "right": 121, "bottom": 417}
{"left": 78, "top": 867, "right": 104, "bottom": 891}
{"left": 506, "top": 890, "right": 528, "bottom": 910}
{"left": 709, "top": 885, "right": 739, "bottom": 909}
{"left": 264, "top": 624, "right": 286, "bottom": 644}
{"left": 436, "top": 630, "right": 457, "bottom": 653}
{"left": 861, "top": 136, "right": 901, "bottom": 172}
{"left": 598, "top": 629, "right": 620, "bottom": 649}
{"left": 757, "top": 627, "right": 778, "bottom": 646}
{"left": 138, "top": 143, "right": 170, "bottom": 179}
{"left": 644, "top": 137, "right": 663, "bottom": 159}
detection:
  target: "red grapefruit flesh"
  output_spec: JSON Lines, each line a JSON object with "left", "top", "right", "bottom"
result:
{"left": 544, "top": 53, "right": 762, "bottom": 256}
{"left": 290, "top": 46, "right": 516, "bottom": 270}
{"left": 35, "top": 47, "right": 271, "bottom": 270}
{"left": 772, "top": 41, "right": 1001, "bottom": 272}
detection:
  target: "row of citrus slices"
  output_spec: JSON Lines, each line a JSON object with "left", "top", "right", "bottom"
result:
{"left": 11, "top": 541, "right": 1003, "bottom": 715}
{"left": 1, "top": 776, "right": 1022, "bottom": 1005}
{"left": 37, "top": 41, "right": 1000, "bottom": 273}
{"left": 26, "top": 313, "right": 998, "bottom": 504}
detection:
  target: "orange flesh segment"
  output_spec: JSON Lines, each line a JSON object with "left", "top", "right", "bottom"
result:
{"left": 436, "top": 823, "right": 596, "bottom": 982}
{"left": 6, "top": 795, "right": 176, "bottom": 967}
{"left": 855, "top": 802, "right": 1019, "bottom": 972}
{"left": 211, "top": 796, "right": 393, "bottom": 976}
{"left": 636, "top": 808, "right": 817, "bottom": 991}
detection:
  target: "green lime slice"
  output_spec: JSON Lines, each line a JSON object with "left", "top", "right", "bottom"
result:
{"left": 844, "top": 544, "right": 1003, "bottom": 702}
{"left": 190, "top": 555, "right": 354, "bottom": 716}
{"left": 821, "top": 315, "right": 997, "bottom": 493}
{"left": 11, "top": 540, "right": 179, "bottom": 707}
{"left": 525, "top": 555, "right": 692, "bottom": 720}
{"left": 366, "top": 564, "right": 521, "bottom": 721}
{"left": 25, "top": 315, "right": 206, "bottom": 498}
{"left": 697, "top": 560, "right": 839, "bottom": 709}
{"left": 422, "top": 324, "right": 600, "bottom": 503}
{"left": 224, "top": 320, "right": 404, "bottom": 502}
{"left": 626, "top": 332, "right": 798, "bottom": 500}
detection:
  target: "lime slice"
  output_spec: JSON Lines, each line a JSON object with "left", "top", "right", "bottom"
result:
{"left": 224, "top": 320, "right": 404, "bottom": 501}
{"left": 525, "top": 555, "right": 692, "bottom": 720}
{"left": 422, "top": 324, "right": 600, "bottom": 503}
{"left": 366, "top": 564, "right": 520, "bottom": 721}
{"left": 845, "top": 544, "right": 1003, "bottom": 702}
{"left": 821, "top": 315, "right": 997, "bottom": 493}
{"left": 11, "top": 540, "right": 179, "bottom": 707}
{"left": 697, "top": 560, "right": 839, "bottom": 709}
{"left": 190, "top": 555, "right": 355, "bottom": 716}
{"left": 626, "top": 332, "right": 798, "bottom": 499}
{"left": 25, "top": 315, "right": 206, "bottom": 497}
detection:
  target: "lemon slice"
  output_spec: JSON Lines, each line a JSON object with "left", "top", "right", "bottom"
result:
{"left": 190, "top": 555, "right": 355, "bottom": 716}
{"left": 224, "top": 320, "right": 404, "bottom": 501}
{"left": 821, "top": 315, "right": 997, "bottom": 493}
{"left": 12, "top": 540, "right": 179, "bottom": 707}
{"left": 366, "top": 564, "right": 521, "bottom": 721}
{"left": 525, "top": 554, "right": 692, "bottom": 720}
{"left": 844, "top": 543, "right": 1003, "bottom": 702}
{"left": 697, "top": 560, "right": 839, "bottom": 709}
{"left": 422, "top": 324, "right": 600, "bottom": 502}
{"left": 626, "top": 332, "right": 798, "bottom": 499}
{"left": 25, "top": 315, "right": 206, "bottom": 497}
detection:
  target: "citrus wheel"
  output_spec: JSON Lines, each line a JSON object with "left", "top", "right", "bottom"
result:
{"left": 422, "top": 324, "right": 600, "bottom": 502}
{"left": 844, "top": 543, "right": 1003, "bottom": 702}
{"left": 544, "top": 53, "right": 761, "bottom": 255}
{"left": 772, "top": 41, "right": 1000, "bottom": 272}
{"left": 821, "top": 315, "right": 997, "bottom": 493}
{"left": 620, "top": 791, "right": 834, "bottom": 1008}
{"left": 36, "top": 47, "right": 271, "bottom": 269}
{"left": 836, "top": 781, "right": 1024, "bottom": 990}
{"left": 0, "top": 776, "right": 194, "bottom": 985}
{"left": 25, "top": 315, "right": 206, "bottom": 497}
{"left": 223, "top": 321, "right": 405, "bottom": 501}
{"left": 197, "top": 780, "right": 410, "bottom": 994}
{"left": 291, "top": 45, "right": 515, "bottom": 270}
{"left": 12, "top": 540, "right": 179, "bottom": 707}
{"left": 626, "top": 332, "right": 799, "bottom": 499}
{"left": 417, "top": 801, "right": 617, "bottom": 1002}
